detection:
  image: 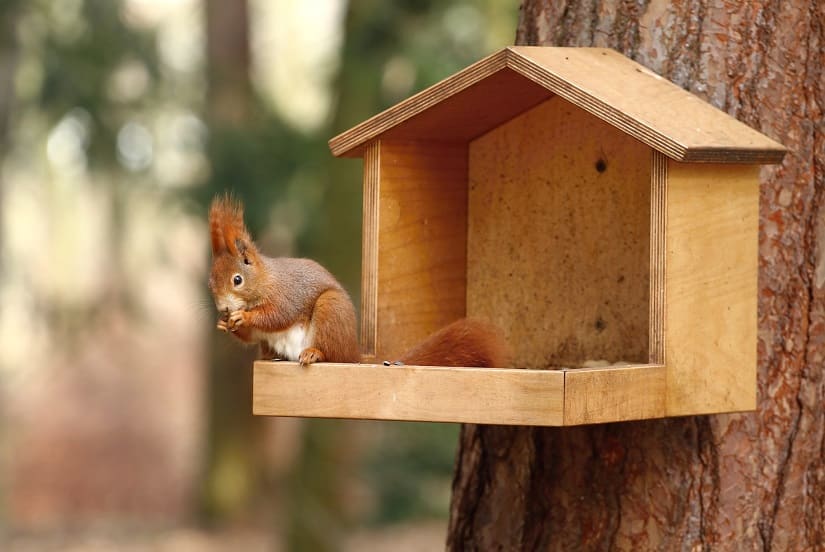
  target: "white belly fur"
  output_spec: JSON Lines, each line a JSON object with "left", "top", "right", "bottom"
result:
{"left": 257, "top": 324, "right": 311, "bottom": 361}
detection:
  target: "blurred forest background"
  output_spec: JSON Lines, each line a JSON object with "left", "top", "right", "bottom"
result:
{"left": 0, "top": 0, "right": 517, "bottom": 550}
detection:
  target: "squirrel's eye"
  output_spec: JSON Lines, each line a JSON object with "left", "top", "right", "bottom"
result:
{"left": 232, "top": 274, "right": 243, "bottom": 287}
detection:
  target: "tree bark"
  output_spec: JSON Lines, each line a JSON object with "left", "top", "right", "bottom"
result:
{"left": 205, "top": 0, "right": 252, "bottom": 126}
{"left": 447, "top": 1, "right": 824, "bottom": 550}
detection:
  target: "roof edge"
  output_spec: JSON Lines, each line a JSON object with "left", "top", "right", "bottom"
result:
{"left": 329, "top": 48, "right": 510, "bottom": 158}
{"left": 504, "top": 47, "right": 787, "bottom": 164}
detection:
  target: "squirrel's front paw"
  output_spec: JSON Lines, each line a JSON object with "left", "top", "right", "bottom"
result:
{"left": 227, "top": 310, "right": 246, "bottom": 332}
{"left": 216, "top": 318, "right": 229, "bottom": 332}
{"left": 299, "top": 347, "right": 324, "bottom": 366}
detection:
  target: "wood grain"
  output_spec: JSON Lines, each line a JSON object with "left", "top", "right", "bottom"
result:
{"left": 467, "top": 96, "right": 650, "bottom": 368}
{"left": 649, "top": 150, "right": 667, "bottom": 364}
{"left": 253, "top": 361, "right": 565, "bottom": 426}
{"left": 330, "top": 49, "right": 502, "bottom": 157}
{"left": 374, "top": 140, "right": 468, "bottom": 359}
{"left": 359, "top": 67, "right": 551, "bottom": 154}
{"left": 563, "top": 364, "right": 665, "bottom": 425}
{"left": 330, "top": 47, "right": 786, "bottom": 164}
{"left": 253, "top": 361, "right": 671, "bottom": 426}
{"left": 664, "top": 161, "right": 759, "bottom": 416}
{"left": 360, "top": 141, "right": 380, "bottom": 358}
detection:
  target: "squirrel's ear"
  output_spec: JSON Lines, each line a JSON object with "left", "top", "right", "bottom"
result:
{"left": 235, "top": 238, "right": 260, "bottom": 265}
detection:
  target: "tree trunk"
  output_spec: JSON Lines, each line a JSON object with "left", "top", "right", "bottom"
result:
{"left": 447, "top": 1, "right": 824, "bottom": 550}
{"left": 205, "top": 0, "right": 252, "bottom": 126}
{"left": 200, "top": 0, "right": 266, "bottom": 523}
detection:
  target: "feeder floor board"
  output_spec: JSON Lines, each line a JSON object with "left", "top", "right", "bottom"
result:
{"left": 252, "top": 361, "right": 666, "bottom": 426}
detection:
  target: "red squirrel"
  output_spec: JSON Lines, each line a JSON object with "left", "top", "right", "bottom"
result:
{"left": 208, "top": 195, "right": 510, "bottom": 368}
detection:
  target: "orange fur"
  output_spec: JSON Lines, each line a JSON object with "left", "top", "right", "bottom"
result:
{"left": 208, "top": 194, "right": 510, "bottom": 368}
{"left": 399, "top": 318, "right": 511, "bottom": 368}
{"left": 308, "top": 289, "right": 360, "bottom": 363}
{"left": 208, "top": 194, "right": 359, "bottom": 364}
{"left": 209, "top": 194, "right": 255, "bottom": 257}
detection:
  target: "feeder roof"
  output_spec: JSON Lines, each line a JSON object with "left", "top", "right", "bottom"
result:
{"left": 329, "top": 47, "right": 786, "bottom": 164}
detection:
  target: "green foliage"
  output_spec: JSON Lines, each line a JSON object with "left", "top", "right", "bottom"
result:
{"left": 23, "top": 0, "right": 160, "bottom": 169}
{"left": 362, "top": 422, "right": 460, "bottom": 524}
{"left": 5, "top": 0, "right": 168, "bottom": 327}
{"left": 191, "top": 115, "right": 323, "bottom": 237}
{"left": 285, "top": 419, "right": 353, "bottom": 551}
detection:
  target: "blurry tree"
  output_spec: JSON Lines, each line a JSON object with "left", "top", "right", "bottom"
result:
{"left": 0, "top": 0, "right": 20, "bottom": 278}
{"left": 0, "top": 0, "right": 20, "bottom": 528}
{"left": 0, "top": 1, "right": 19, "bottom": 148}
{"left": 197, "top": 0, "right": 320, "bottom": 527}
{"left": 0, "top": 0, "right": 211, "bottom": 530}
{"left": 197, "top": 0, "right": 261, "bottom": 525}
{"left": 195, "top": 0, "right": 344, "bottom": 530}
{"left": 13, "top": 0, "right": 161, "bottom": 324}
{"left": 205, "top": 0, "right": 251, "bottom": 127}
{"left": 447, "top": 1, "right": 824, "bottom": 550}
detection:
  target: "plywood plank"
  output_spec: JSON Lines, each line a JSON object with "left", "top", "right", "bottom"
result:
{"left": 330, "top": 47, "right": 786, "bottom": 164}
{"left": 375, "top": 141, "right": 468, "bottom": 359}
{"left": 649, "top": 151, "right": 667, "bottom": 364}
{"left": 330, "top": 63, "right": 552, "bottom": 157}
{"left": 563, "top": 364, "right": 666, "bottom": 425}
{"left": 507, "top": 48, "right": 785, "bottom": 163}
{"left": 253, "top": 361, "right": 565, "bottom": 426}
{"left": 360, "top": 141, "right": 380, "bottom": 359}
{"left": 468, "top": 96, "right": 650, "bottom": 369}
{"left": 376, "top": 67, "right": 551, "bottom": 145}
{"left": 665, "top": 162, "right": 759, "bottom": 416}
{"left": 330, "top": 49, "right": 516, "bottom": 158}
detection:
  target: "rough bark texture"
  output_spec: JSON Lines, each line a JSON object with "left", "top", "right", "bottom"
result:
{"left": 447, "top": 1, "right": 825, "bottom": 550}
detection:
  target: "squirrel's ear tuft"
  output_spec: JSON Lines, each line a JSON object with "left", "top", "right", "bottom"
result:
{"left": 209, "top": 193, "right": 254, "bottom": 257}
{"left": 209, "top": 203, "right": 226, "bottom": 256}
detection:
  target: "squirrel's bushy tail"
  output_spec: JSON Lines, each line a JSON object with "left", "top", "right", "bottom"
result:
{"left": 399, "top": 318, "right": 511, "bottom": 368}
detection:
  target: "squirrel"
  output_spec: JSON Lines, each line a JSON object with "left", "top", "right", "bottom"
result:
{"left": 208, "top": 194, "right": 510, "bottom": 368}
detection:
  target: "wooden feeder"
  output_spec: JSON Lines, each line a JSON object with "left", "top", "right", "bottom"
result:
{"left": 253, "top": 47, "right": 786, "bottom": 426}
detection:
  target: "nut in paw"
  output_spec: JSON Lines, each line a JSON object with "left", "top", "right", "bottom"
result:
{"left": 227, "top": 310, "right": 245, "bottom": 332}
